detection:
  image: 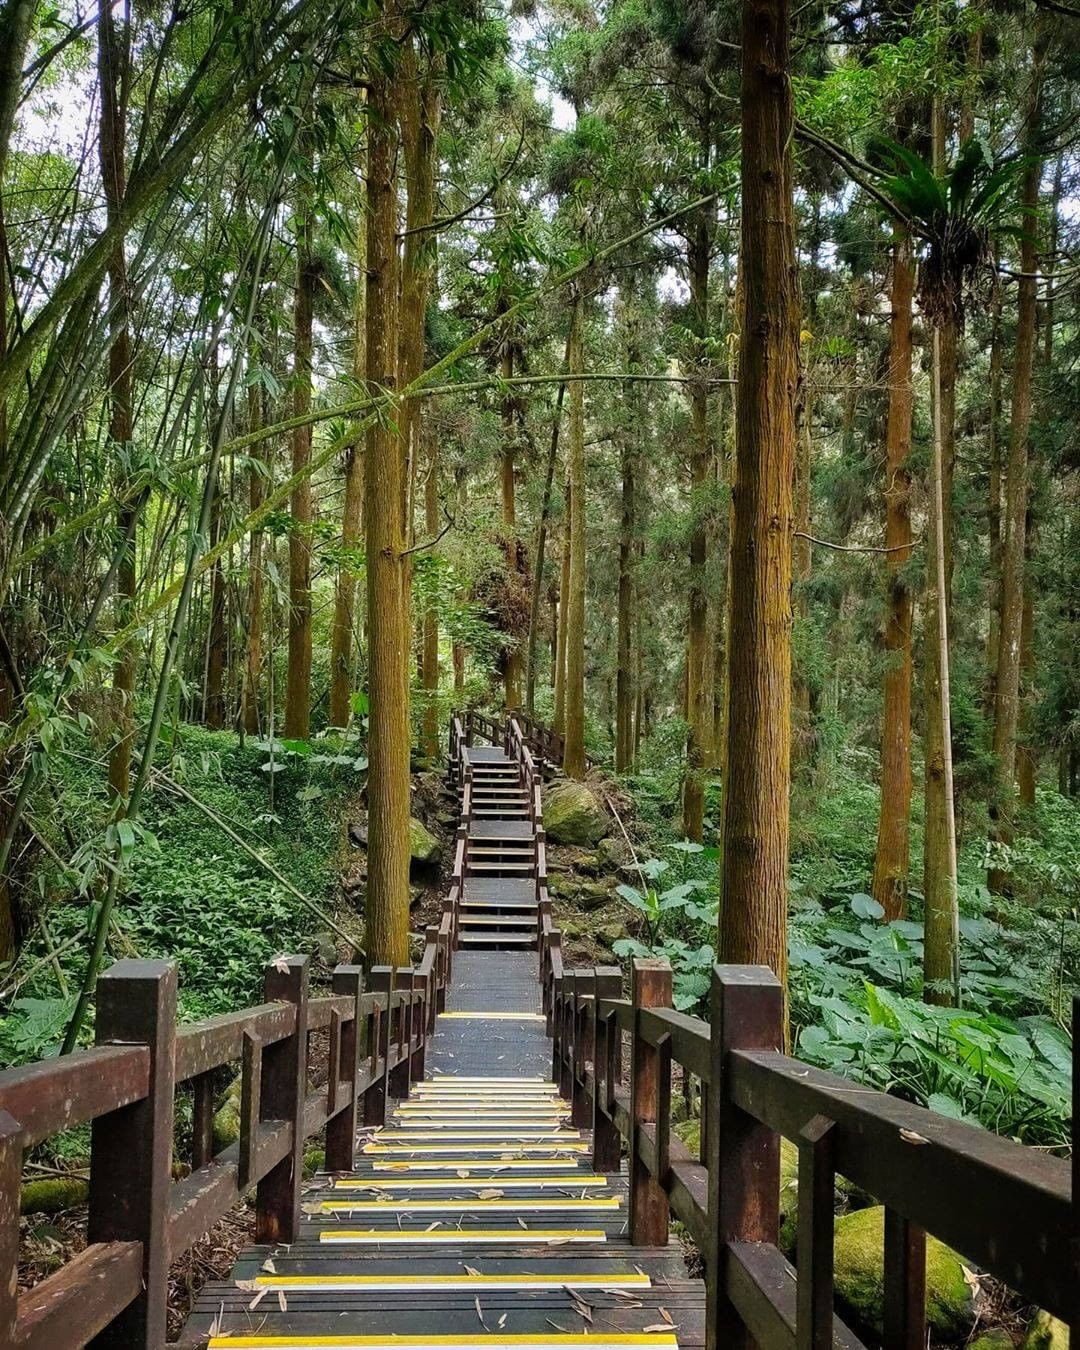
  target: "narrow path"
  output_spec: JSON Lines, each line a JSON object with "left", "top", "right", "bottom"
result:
{"left": 180, "top": 726, "right": 705, "bottom": 1349}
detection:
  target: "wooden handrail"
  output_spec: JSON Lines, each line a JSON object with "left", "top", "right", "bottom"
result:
{"left": 541, "top": 953, "right": 1078, "bottom": 1346}
{"left": 0, "top": 930, "right": 452, "bottom": 1348}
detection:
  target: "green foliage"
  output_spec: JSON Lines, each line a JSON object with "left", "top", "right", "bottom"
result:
{"left": 1, "top": 727, "right": 352, "bottom": 1064}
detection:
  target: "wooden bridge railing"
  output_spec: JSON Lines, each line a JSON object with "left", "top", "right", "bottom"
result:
{"left": 0, "top": 925, "right": 453, "bottom": 1349}
{"left": 542, "top": 946, "right": 1078, "bottom": 1350}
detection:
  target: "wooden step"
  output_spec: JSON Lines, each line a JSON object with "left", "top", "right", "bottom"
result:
{"left": 467, "top": 847, "right": 534, "bottom": 858}
{"left": 460, "top": 898, "right": 538, "bottom": 911}
{"left": 466, "top": 861, "right": 536, "bottom": 872}
{"left": 459, "top": 914, "right": 537, "bottom": 927}
{"left": 458, "top": 931, "right": 537, "bottom": 948}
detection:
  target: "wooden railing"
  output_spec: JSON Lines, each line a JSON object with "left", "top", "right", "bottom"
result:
{"left": 516, "top": 708, "right": 565, "bottom": 769}
{"left": 0, "top": 926, "right": 453, "bottom": 1349}
{"left": 543, "top": 948, "right": 1077, "bottom": 1350}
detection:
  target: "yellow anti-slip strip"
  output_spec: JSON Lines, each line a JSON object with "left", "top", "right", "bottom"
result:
{"left": 371, "top": 1159, "right": 585, "bottom": 1172}
{"left": 393, "top": 1108, "right": 566, "bottom": 1118}
{"left": 402, "top": 1096, "right": 564, "bottom": 1105}
{"left": 255, "top": 1274, "right": 651, "bottom": 1291}
{"left": 429, "top": 1076, "right": 554, "bottom": 1084}
{"left": 319, "top": 1197, "right": 621, "bottom": 1213}
{"left": 209, "top": 1336, "right": 677, "bottom": 1350}
{"left": 373, "top": 1132, "right": 580, "bottom": 1143}
{"left": 318, "top": 1228, "right": 606, "bottom": 1244}
{"left": 333, "top": 1174, "right": 605, "bottom": 1191}
{"left": 363, "top": 1143, "right": 588, "bottom": 1155}
{"left": 407, "top": 1091, "right": 562, "bottom": 1098}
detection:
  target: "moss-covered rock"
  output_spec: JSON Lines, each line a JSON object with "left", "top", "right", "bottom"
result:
{"left": 970, "top": 1330, "right": 1016, "bottom": 1350}
{"left": 1023, "top": 1311, "right": 1069, "bottom": 1350}
{"left": 213, "top": 1075, "right": 243, "bottom": 1150}
{"left": 834, "top": 1206, "right": 975, "bottom": 1342}
{"left": 597, "top": 836, "right": 632, "bottom": 869}
{"left": 409, "top": 817, "right": 442, "bottom": 868}
{"left": 20, "top": 1177, "right": 90, "bottom": 1215}
{"left": 544, "top": 781, "right": 608, "bottom": 846}
{"left": 674, "top": 1118, "right": 701, "bottom": 1154}
{"left": 304, "top": 1147, "right": 326, "bottom": 1178}
{"left": 777, "top": 1138, "right": 800, "bottom": 1253}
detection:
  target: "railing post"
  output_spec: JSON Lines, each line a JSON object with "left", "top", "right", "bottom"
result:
{"left": 592, "top": 967, "right": 622, "bottom": 1172}
{"left": 572, "top": 971, "right": 592, "bottom": 1128}
{"left": 256, "top": 954, "right": 309, "bottom": 1244}
{"left": 0, "top": 1111, "right": 18, "bottom": 1346}
{"left": 412, "top": 969, "right": 428, "bottom": 1081}
{"left": 367, "top": 966, "right": 393, "bottom": 1122}
{"left": 88, "top": 958, "right": 177, "bottom": 1349}
{"left": 326, "top": 965, "right": 363, "bottom": 1172}
{"left": 391, "top": 968, "right": 413, "bottom": 1097}
{"left": 629, "top": 957, "right": 671, "bottom": 1246}
{"left": 705, "top": 964, "right": 784, "bottom": 1350}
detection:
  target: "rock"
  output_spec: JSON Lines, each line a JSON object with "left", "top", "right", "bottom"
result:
{"left": 579, "top": 880, "right": 615, "bottom": 911}
{"left": 20, "top": 1177, "right": 90, "bottom": 1215}
{"left": 777, "top": 1138, "right": 800, "bottom": 1253}
{"left": 409, "top": 817, "right": 442, "bottom": 868}
{"left": 348, "top": 821, "right": 368, "bottom": 848}
{"left": 316, "top": 932, "right": 338, "bottom": 964}
{"left": 411, "top": 754, "right": 436, "bottom": 773}
{"left": 547, "top": 872, "right": 579, "bottom": 900}
{"left": 213, "top": 1075, "right": 243, "bottom": 1150}
{"left": 543, "top": 781, "right": 608, "bottom": 846}
{"left": 598, "top": 835, "right": 632, "bottom": 869}
{"left": 971, "top": 1332, "right": 1016, "bottom": 1350}
{"left": 1024, "top": 1312, "right": 1069, "bottom": 1350}
{"left": 436, "top": 811, "right": 457, "bottom": 826}
{"left": 601, "top": 923, "right": 625, "bottom": 947}
{"left": 834, "top": 1206, "right": 975, "bottom": 1341}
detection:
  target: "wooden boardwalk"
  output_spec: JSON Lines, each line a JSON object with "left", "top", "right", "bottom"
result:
{"left": 181, "top": 725, "right": 704, "bottom": 1349}
{"left": 181, "top": 957, "right": 704, "bottom": 1349}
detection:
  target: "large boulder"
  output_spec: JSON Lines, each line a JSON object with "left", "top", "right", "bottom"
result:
{"left": 544, "top": 781, "right": 608, "bottom": 846}
{"left": 409, "top": 817, "right": 442, "bottom": 868}
{"left": 1023, "top": 1311, "right": 1069, "bottom": 1350}
{"left": 834, "top": 1206, "right": 976, "bottom": 1342}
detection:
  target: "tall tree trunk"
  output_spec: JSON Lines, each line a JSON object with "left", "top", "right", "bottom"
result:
{"left": 719, "top": 0, "right": 797, "bottom": 986}
{"left": 683, "top": 209, "right": 712, "bottom": 839}
{"left": 205, "top": 476, "right": 227, "bottom": 727}
{"left": 984, "top": 265, "right": 1003, "bottom": 718}
{"left": 364, "top": 68, "right": 409, "bottom": 965}
{"left": 499, "top": 336, "right": 524, "bottom": 711}
{"left": 329, "top": 142, "right": 368, "bottom": 729}
{"left": 398, "top": 42, "right": 440, "bottom": 757}
{"left": 1017, "top": 524, "right": 1037, "bottom": 807}
{"left": 525, "top": 367, "right": 567, "bottom": 715}
{"left": 100, "top": 0, "right": 136, "bottom": 802}
{"left": 871, "top": 229, "right": 915, "bottom": 920}
{"left": 989, "top": 41, "right": 1044, "bottom": 893}
{"left": 553, "top": 476, "right": 570, "bottom": 735}
{"left": 923, "top": 322, "right": 960, "bottom": 1004}
{"left": 615, "top": 413, "right": 636, "bottom": 775}
{"left": 421, "top": 429, "right": 440, "bottom": 757}
{"left": 284, "top": 198, "right": 315, "bottom": 739}
{"left": 563, "top": 294, "right": 587, "bottom": 779}
{"left": 792, "top": 375, "right": 812, "bottom": 759}
{"left": 243, "top": 373, "right": 266, "bottom": 735}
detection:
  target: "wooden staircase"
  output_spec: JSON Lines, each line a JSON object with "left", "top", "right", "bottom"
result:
{"left": 450, "top": 722, "right": 546, "bottom": 951}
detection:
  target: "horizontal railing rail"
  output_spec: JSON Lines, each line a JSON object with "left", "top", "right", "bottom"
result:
{"left": 0, "top": 922, "right": 452, "bottom": 1349}
{"left": 541, "top": 940, "right": 1078, "bottom": 1350}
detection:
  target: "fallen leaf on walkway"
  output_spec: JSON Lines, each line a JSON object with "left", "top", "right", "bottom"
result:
{"left": 248, "top": 1288, "right": 268, "bottom": 1311}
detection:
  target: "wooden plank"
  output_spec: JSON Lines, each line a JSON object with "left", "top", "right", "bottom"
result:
{"left": 174, "top": 1003, "right": 297, "bottom": 1081}
{"left": 729, "top": 1047, "right": 1072, "bottom": 1316}
{"left": 15, "top": 1241, "right": 143, "bottom": 1350}
{"left": 0, "top": 1045, "right": 149, "bottom": 1147}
